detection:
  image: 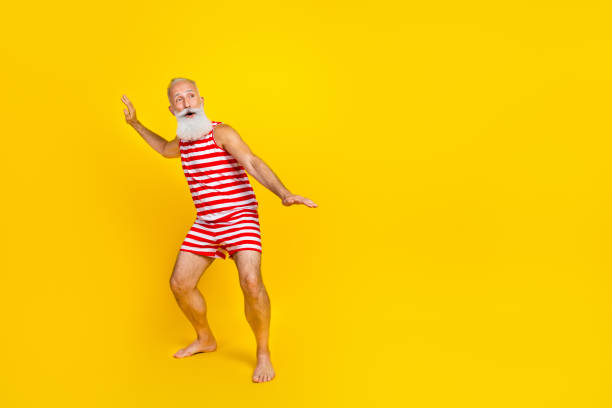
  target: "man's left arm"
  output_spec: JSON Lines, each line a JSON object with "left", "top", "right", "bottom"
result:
{"left": 215, "top": 125, "right": 318, "bottom": 208}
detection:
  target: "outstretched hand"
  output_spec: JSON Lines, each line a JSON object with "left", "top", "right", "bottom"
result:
{"left": 282, "top": 194, "right": 318, "bottom": 208}
{"left": 121, "top": 94, "right": 138, "bottom": 126}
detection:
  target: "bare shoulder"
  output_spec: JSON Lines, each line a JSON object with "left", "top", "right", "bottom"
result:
{"left": 214, "top": 123, "right": 237, "bottom": 135}
{"left": 212, "top": 123, "right": 239, "bottom": 149}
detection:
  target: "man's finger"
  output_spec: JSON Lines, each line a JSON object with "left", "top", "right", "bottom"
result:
{"left": 121, "top": 99, "right": 133, "bottom": 111}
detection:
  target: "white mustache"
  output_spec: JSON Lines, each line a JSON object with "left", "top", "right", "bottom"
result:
{"left": 177, "top": 107, "right": 202, "bottom": 117}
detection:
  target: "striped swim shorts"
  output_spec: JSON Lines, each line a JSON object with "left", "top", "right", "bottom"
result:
{"left": 179, "top": 208, "right": 262, "bottom": 259}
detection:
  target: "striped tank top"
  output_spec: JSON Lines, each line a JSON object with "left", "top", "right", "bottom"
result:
{"left": 178, "top": 121, "right": 259, "bottom": 222}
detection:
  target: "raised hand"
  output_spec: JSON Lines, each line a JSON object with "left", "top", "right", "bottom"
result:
{"left": 281, "top": 194, "right": 318, "bottom": 208}
{"left": 121, "top": 94, "right": 139, "bottom": 126}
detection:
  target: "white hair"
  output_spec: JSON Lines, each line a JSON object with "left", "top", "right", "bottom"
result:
{"left": 167, "top": 77, "right": 200, "bottom": 104}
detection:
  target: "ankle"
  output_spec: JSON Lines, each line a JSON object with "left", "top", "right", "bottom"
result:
{"left": 197, "top": 333, "right": 215, "bottom": 343}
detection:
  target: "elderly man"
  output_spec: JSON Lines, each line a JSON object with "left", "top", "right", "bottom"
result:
{"left": 121, "top": 77, "right": 317, "bottom": 383}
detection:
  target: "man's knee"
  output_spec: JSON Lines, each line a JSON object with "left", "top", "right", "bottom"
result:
{"left": 170, "top": 251, "right": 213, "bottom": 294}
{"left": 169, "top": 274, "right": 196, "bottom": 295}
{"left": 170, "top": 277, "right": 184, "bottom": 295}
{"left": 240, "top": 273, "right": 264, "bottom": 298}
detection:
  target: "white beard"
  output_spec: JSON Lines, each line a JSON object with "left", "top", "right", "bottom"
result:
{"left": 175, "top": 105, "right": 213, "bottom": 141}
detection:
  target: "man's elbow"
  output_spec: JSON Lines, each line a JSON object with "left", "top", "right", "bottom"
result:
{"left": 161, "top": 142, "right": 180, "bottom": 158}
{"left": 162, "top": 150, "right": 179, "bottom": 158}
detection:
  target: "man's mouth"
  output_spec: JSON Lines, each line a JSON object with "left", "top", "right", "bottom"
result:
{"left": 185, "top": 112, "right": 195, "bottom": 117}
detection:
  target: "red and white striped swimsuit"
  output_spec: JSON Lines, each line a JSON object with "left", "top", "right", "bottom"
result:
{"left": 178, "top": 121, "right": 262, "bottom": 259}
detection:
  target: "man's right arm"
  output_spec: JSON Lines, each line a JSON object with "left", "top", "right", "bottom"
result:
{"left": 122, "top": 95, "right": 179, "bottom": 158}
{"left": 130, "top": 121, "right": 179, "bottom": 158}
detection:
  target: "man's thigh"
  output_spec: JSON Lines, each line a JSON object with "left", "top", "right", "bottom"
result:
{"left": 171, "top": 250, "right": 216, "bottom": 287}
{"left": 231, "top": 249, "right": 262, "bottom": 281}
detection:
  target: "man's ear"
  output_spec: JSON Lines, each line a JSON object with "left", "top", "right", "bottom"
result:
{"left": 168, "top": 105, "right": 175, "bottom": 116}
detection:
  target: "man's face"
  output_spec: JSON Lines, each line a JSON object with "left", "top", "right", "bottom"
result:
{"left": 169, "top": 81, "right": 204, "bottom": 117}
{"left": 170, "top": 80, "right": 214, "bottom": 141}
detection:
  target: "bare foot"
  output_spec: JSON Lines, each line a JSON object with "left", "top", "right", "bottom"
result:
{"left": 173, "top": 338, "right": 217, "bottom": 358}
{"left": 252, "top": 352, "right": 275, "bottom": 383}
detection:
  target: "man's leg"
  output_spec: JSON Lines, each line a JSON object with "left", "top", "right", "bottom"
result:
{"left": 231, "top": 249, "right": 275, "bottom": 382}
{"left": 170, "top": 250, "right": 217, "bottom": 358}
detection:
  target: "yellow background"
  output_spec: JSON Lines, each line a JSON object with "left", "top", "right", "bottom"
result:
{"left": 1, "top": 0, "right": 611, "bottom": 406}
